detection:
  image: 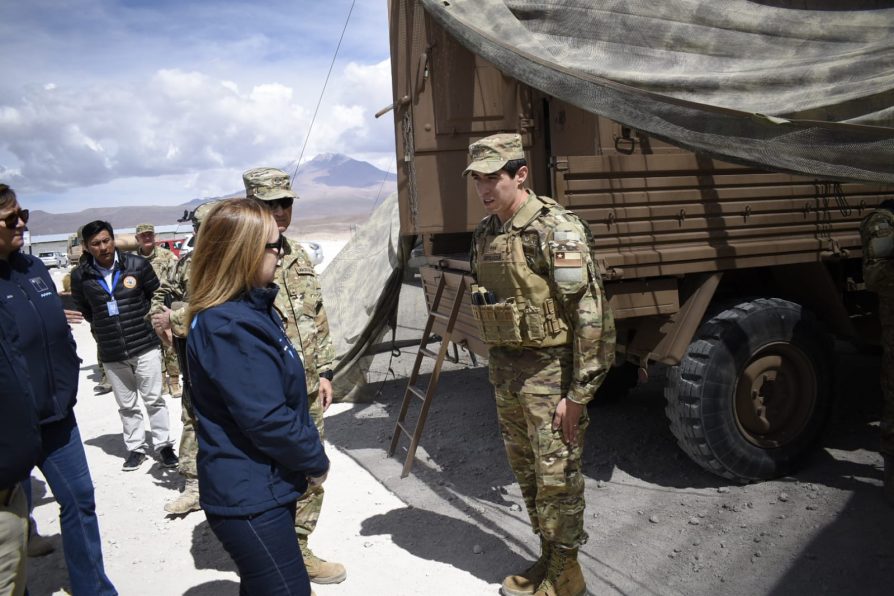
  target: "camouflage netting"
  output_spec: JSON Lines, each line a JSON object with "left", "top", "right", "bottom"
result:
{"left": 420, "top": 0, "right": 894, "bottom": 183}
{"left": 320, "top": 192, "right": 413, "bottom": 401}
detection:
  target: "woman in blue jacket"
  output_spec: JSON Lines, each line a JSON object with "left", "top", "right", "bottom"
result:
{"left": 0, "top": 185, "right": 117, "bottom": 595}
{"left": 186, "top": 199, "right": 329, "bottom": 596}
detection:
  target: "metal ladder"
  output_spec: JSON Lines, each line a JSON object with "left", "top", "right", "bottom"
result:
{"left": 388, "top": 272, "right": 467, "bottom": 478}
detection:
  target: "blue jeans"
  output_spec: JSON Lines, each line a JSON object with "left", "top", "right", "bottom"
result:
{"left": 38, "top": 413, "right": 117, "bottom": 596}
{"left": 207, "top": 503, "right": 309, "bottom": 596}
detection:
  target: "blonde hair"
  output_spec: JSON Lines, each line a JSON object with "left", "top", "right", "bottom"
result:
{"left": 187, "top": 198, "right": 278, "bottom": 324}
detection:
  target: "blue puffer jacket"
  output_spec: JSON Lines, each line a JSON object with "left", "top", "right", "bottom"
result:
{"left": 187, "top": 286, "right": 330, "bottom": 517}
{"left": 0, "top": 252, "right": 80, "bottom": 425}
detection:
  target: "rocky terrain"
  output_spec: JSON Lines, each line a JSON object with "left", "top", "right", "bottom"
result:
{"left": 27, "top": 272, "right": 894, "bottom": 595}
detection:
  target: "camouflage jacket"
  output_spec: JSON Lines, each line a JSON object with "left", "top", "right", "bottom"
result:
{"left": 150, "top": 253, "right": 193, "bottom": 338}
{"left": 141, "top": 246, "right": 178, "bottom": 287}
{"left": 274, "top": 236, "right": 335, "bottom": 397}
{"left": 861, "top": 207, "right": 894, "bottom": 298}
{"left": 471, "top": 191, "right": 616, "bottom": 405}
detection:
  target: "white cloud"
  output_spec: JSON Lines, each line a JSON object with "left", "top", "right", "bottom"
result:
{"left": 0, "top": 59, "right": 395, "bottom": 198}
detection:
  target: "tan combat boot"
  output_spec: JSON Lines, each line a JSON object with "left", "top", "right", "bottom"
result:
{"left": 501, "top": 539, "right": 551, "bottom": 595}
{"left": 533, "top": 547, "right": 586, "bottom": 596}
{"left": 164, "top": 478, "right": 201, "bottom": 515}
{"left": 884, "top": 455, "right": 894, "bottom": 506}
{"left": 169, "top": 377, "right": 182, "bottom": 399}
{"left": 300, "top": 537, "right": 347, "bottom": 584}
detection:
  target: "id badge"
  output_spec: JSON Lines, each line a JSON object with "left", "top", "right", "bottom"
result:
{"left": 107, "top": 299, "right": 120, "bottom": 316}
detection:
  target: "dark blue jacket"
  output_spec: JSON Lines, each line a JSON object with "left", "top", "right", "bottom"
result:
{"left": 0, "top": 252, "right": 80, "bottom": 425}
{"left": 187, "top": 286, "right": 329, "bottom": 517}
{"left": 0, "top": 305, "right": 41, "bottom": 489}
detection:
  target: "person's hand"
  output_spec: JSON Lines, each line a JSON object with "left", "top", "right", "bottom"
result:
{"left": 63, "top": 309, "right": 84, "bottom": 325}
{"left": 151, "top": 308, "right": 173, "bottom": 346}
{"left": 318, "top": 377, "right": 334, "bottom": 412}
{"left": 552, "top": 397, "right": 584, "bottom": 446}
{"left": 308, "top": 471, "right": 328, "bottom": 486}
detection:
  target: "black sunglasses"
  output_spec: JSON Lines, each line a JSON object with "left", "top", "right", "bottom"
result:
{"left": 265, "top": 197, "right": 294, "bottom": 210}
{"left": 1, "top": 208, "right": 29, "bottom": 228}
{"left": 265, "top": 233, "right": 285, "bottom": 255}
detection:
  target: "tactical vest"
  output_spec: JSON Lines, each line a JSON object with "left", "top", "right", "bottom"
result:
{"left": 472, "top": 195, "right": 583, "bottom": 348}
{"left": 861, "top": 207, "right": 894, "bottom": 297}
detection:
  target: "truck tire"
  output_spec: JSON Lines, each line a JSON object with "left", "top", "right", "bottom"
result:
{"left": 664, "top": 298, "right": 833, "bottom": 482}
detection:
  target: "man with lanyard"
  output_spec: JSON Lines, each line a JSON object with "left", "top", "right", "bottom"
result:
{"left": 242, "top": 167, "right": 346, "bottom": 586}
{"left": 70, "top": 220, "right": 177, "bottom": 472}
{"left": 135, "top": 223, "right": 181, "bottom": 399}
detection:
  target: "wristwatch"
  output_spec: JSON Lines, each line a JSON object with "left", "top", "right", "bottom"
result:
{"left": 319, "top": 370, "right": 334, "bottom": 381}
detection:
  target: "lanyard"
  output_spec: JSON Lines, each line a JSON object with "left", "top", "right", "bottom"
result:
{"left": 97, "top": 268, "right": 121, "bottom": 297}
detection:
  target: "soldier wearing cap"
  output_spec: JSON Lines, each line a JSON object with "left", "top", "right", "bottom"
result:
{"left": 243, "top": 167, "right": 344, "bottom": 585}
{"left": 860, "top": 199, "right": 894, "bottom": 505}
{"left": 136, "top": 223, "right": 181, "bottom": 399}
{"left": 466, "top": 133, "right": 615, "bottom": 596}
{"left": 150, "top": 201, "right": 218, "bottom": 515}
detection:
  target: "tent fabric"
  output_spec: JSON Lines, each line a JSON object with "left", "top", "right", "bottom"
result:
{"left": 320, "top": 192, "right": 412, "bottom": 400}
{"left": 419, "top": 0, "right": 894, "bottom": 183}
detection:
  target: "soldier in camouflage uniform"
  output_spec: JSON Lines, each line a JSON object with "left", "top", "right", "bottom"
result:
{"left": 860, "top": 199, "right": 894, "bottom": 506}
{"left": 243, "top": 167, "right": 345, "bottom": 585}
{"left": 466, "top": 134, "right": 615, "bottom": 596}
{"left": 149, "top": 204, "right": 218, "bottom": 515}
{"left": 136, "top": 223, "right": 181, "bottom": 398}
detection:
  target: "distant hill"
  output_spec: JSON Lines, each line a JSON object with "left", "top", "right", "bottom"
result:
{"left": 28, "top": 154, "right": 397, "bottom": 235}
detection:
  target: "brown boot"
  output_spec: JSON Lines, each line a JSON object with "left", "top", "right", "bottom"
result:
{"left": 533, "top": 547, "right": 586, "bottom": 596}
{"left": 169, "top": 377, "right": 182, "bottom": 399}
{"left": 300, "top": 538, "right": 346, "bottom": 584}
{"left": 164, "top": 478, "right": 201, "bottom": 515}
{"left": 502, "top": 539, "right": 551, "bottom": 596}
{"left": 884, "top": 455, "right": 894, "bottom": 506}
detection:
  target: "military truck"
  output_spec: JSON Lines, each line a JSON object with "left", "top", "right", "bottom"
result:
{"left": 67, "top": 229, "right": 138, "bottom": 265}
{"left": 387, "top": 1, "right": 893, "bottom": 482}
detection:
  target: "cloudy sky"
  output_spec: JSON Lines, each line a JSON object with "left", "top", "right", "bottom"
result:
{"left": 0, "top": 0, "right": 394, "bottom": 213}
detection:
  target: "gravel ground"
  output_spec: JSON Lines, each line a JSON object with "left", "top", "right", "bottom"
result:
{"left": 26, "top": 271, "right": 894, "bottom": 595}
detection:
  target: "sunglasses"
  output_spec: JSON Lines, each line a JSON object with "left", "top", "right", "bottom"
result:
{"left": 265, "top": 197, "right": 294, "bottom": 211}
{"left": 265, "top": 233, "right": 285, "bottom": 255}
{"left": 1, "top": 208, "right": 29, "bottom": 228}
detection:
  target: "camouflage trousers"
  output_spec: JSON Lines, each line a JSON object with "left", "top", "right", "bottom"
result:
{"left": 178, "top": 386, "right": 198, "bottom": 479}
{"left": 160, "top": 345, "right": 181, "bottom": 389}
{"left": 295, "top": 393, "right": 325, "bottom": 538}
{"left": 880, "top": 298, "right": 894, "bottom": 456}
{"left": 495, "top": 387, "right": 589, "bottom": 549}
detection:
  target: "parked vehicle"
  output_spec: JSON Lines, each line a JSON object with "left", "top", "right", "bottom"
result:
{"left": 177, "top": 234, "right": 195, "bottom": 257}
{"left": 388, "top": 2, "right": 893, "bottom": 482}
{"left": 38, "top": 251, "right": 68, "bottom": 269}
{"left": 157, "top": 237, "right": 188, "bottom": 257}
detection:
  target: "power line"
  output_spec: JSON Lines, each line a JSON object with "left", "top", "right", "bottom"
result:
{"left": 290, "top": 0, "right": 356, "bottom": 184}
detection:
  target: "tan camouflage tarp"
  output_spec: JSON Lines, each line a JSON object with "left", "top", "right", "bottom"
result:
{"left": 320, "top": 192, "right": 409, "bottom": 399}
{"left": 420, "top": 0, "right": 894, "bottom": 183}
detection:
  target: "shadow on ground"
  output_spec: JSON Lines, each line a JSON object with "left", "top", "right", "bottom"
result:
{"left": 191, "top": 520, "right": 238, "bottom": 573}
{"left": 183, "top": 579, "right": 240, "bottom": 596}
{"left": 360, "top": 507, "right": 527, "bottom": 584}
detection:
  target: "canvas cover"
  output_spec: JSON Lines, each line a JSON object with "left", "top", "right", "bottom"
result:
{"left": 420, "top": 0, "right": 894, "bottom": 183}
{"left": 321, "top": 192, "right": 410, "bottom": 399}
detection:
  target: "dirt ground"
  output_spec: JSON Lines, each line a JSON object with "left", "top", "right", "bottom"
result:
{"left": 27, "top": 272, "right": 894, "bottom": 596}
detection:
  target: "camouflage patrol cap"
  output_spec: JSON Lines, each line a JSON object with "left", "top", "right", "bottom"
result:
{"left": 135, "top": 223, "right": 154, "bottom": 235}
{"left": 462, "top": 133, "right": 525, "bottom": 176}
{"left": 191, "top": 201, "right": 219, "bottom": 227}
{"left": 242, "top": 167, "right": 299, "bottom": 202}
